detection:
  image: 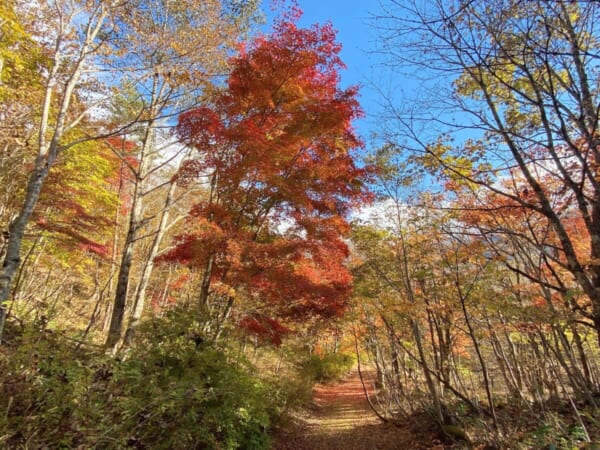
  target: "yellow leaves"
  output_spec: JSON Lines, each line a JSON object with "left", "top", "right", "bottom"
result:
{"left": 454, "top": 72, "right": 482, "bottom": 100}
{"left": 168, "top": 40, "right": 186, "bottom": 57}
{"left": 454, "top": 61, "right": 518, "bottom": 102}
{"left": 211, "top": 281, "right": 237, "bottom": 299}
{"left": 0, "top": 2, "right": 27, "bottom": 44}
{"left": 0, "top": 2, "right": 42, "bottom": 98}
{"left": 567, "top": 6, "right": 580, "bottom": 25}
{"left": 421, "top": 140, "right": 481, "bottom": 191}
{"left": 421, "top": 140, "right": 451, "bottom": 173}
{"left": 505, "top": 105, "right": 529, "bottom": 129}
{"left": 445, "top": 155, "right": 474, "bottom": 181}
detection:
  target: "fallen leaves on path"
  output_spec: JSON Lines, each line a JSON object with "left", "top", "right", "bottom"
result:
{"left": 273, "top": 370, "right": 447, "bottom": 450}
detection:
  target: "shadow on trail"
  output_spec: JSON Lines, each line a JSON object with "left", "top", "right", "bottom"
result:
{"left": 273, "top": 370, "right": 445, "bottom": 450}
{"left": 274, "top": 421, "right": 418, "bottom": 450}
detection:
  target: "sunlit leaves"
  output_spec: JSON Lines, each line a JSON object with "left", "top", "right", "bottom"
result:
{"left": 36, "top": 139, "right": 121, "bottom": 259}
{"left": 166, "top": 16, "right": 371, "bottom": 333}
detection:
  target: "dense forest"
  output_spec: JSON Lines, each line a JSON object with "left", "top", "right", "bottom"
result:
{"left": 1, "top": 0, "right": 600, "bottom": 448}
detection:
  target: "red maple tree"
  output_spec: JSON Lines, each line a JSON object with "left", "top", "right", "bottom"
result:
{"left": 162, "top": 15, "right": 371, "bottom": 340}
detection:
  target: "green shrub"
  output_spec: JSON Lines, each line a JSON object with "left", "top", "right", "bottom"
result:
{"left": 0, "top": 307, "right": 290, "bottom": 449}
{"left": 299, "top": 352, "right": 355, "bottom": 382}
{"left": 517, "top": 413, "right": 591, "bottom": 450}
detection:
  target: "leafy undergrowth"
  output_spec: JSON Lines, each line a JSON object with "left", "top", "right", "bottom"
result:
{"left": 299, "top": 351, "right": 355, "bottom": 383}
{"left": 492, "top": 399, "right": 600, "bottom": 449}
{"left": 2, "top": 311, "right": 599, "bottom": 449}
{"left": 416, "top": 395, "right": 600, "bottom": 449}
{"left": 0, "top": 308, "right": 306, "bottom": 449}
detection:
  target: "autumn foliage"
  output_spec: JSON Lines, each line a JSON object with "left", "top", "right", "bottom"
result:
{"left": 162, "top": 18, "right": 371, "bottom": 331}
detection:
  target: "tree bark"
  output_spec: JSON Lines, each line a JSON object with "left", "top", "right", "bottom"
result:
{"left": 123, "top": 179, "right": 177, "bottom": 346}
{"left": 105, "top": 77, "right": 163, "bottom": 350}
{"left": 0, "top": 164, "right": 52, "bottom": 340}
{"left": 105, "top": 195, "right": 142, "bottom": 350}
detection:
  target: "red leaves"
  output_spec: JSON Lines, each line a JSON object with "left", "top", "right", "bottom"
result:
{"left": 239, "top": 314, "right": 290, "bottom": 346}
{"left": 158, "top": 219, "right": 226, "bottom": 268}
{"left": 241, "top": 233, "right": 352, "bottom": 319}
{"left": 168, "top": 16, "right": 372, "bottom": 328}
{"left": 78, "top": 242, "right": 110, "bottom": 257}
{"left": 36, "top": 219, "right": 109, "bottom": 257}
{"left": 178, "top": 107, "right": 223, "bottom": 151}
{"left": 176, "top": 18, "right": 368, "bottom": 219}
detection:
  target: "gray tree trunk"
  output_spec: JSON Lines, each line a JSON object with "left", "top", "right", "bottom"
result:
{"left": 105, "top": 188, "right": 144, "bottom": 350}
{"left": 123, "top": 179, "right": 177, "bottom": 346}
{"left": 104, "top": 132, "right": 150, "bottom": 350}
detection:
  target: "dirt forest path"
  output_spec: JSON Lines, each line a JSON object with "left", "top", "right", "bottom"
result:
{"left": 273, "top": 369, "right": 444, "bottom": 450}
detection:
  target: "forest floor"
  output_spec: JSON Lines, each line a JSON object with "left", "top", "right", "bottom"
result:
{"left": 272, "top": 368, "right": 451, "bottom": 450}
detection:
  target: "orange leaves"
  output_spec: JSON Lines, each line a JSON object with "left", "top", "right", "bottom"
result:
{"left": 166, "top": 16, "right": 373, "bottom": 329}
{"left": 177, "top": 17, "right": 369, "bottom": 220}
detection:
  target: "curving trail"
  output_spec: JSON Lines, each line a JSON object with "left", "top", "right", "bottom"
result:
{"left": 273, "top": 369, "right": 437, "bottom": 450}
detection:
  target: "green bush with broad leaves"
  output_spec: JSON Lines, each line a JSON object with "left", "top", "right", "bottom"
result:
{"left": 0, "top": 307, "right": 291, "bottom": 449}
{"left": 299, "top": 352, "right": 355, "bottom": 383}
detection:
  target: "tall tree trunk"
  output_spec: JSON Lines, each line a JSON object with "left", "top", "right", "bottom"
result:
{"left": 105, "top": 138, "right": 150, "bottom": 349}
{"left": 213, "top": 296, "right": 234, "bottom": 341}
{"left": 105, "top": 77, "right": 162, "bottom": 350}
{"left": 456, "top": 283, "right": 499, "bottom": 430}
{"left": 0, "top": 164, "right": 52, "bottom": 340}
{"left": 410, "top": 318, "right": 444, "bottom": 424}
{"left": 103, "top": 162, "right": 127, "bottom": 332}
{"left": 123, "top": 179, "right": 177, "bottom": 346}
{"left": 105, "top": 193, "right": 142, "bottom": 350}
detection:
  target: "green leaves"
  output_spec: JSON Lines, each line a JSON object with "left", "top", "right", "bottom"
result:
{"left": 0, "top": 308, "right": 285, "bottom": 449}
